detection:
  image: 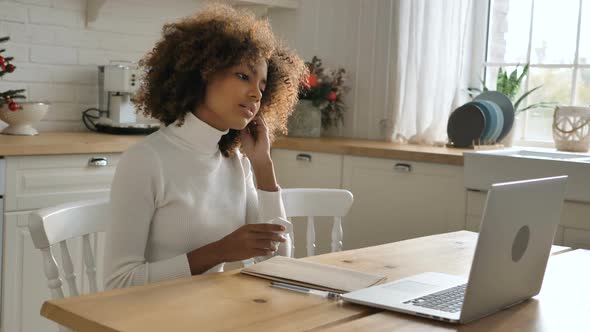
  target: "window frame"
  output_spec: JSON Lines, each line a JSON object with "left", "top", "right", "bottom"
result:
{"left": 479, "top": 0, "right": 587, "bottom": 147}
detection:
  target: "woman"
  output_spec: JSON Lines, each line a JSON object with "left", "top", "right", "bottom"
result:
{"left": 104, "top": 4, "right": 307, "bottom": 290}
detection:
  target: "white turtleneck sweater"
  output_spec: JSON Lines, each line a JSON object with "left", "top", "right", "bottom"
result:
{"left": 103, "top": 112, "right": 288, "bottom": 290}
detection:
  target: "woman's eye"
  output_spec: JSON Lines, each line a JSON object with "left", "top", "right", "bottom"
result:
{"left": 237, "top": 73, "right": 249, "bottom": 81}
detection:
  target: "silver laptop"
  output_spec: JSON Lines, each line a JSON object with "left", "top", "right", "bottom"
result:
{"left": 342, "top": 175, "right": 567, "bottom": 324}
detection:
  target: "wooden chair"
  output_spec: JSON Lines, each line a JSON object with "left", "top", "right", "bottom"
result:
{"left": 281, "top": 188, "right": 354, "bottom": 257}
{"left": 28, "top": 198, "right": 109, "bottom": 332}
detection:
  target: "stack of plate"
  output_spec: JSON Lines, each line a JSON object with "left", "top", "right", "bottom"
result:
{"left": 447, "top": 91, "right": 515, "bottom": 148}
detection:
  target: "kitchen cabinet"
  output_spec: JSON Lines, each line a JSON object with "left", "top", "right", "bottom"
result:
{"left": 465, "top": 189, "right": 590, "bottom": 248}
{"left": 2, "top": 154, "right": 118, "bottom": 332}
{"left": 341, "top": 155, "right": 465, "bottom": 250}
{"left": 272, "top": 149, "right": 466, "bottom": 254}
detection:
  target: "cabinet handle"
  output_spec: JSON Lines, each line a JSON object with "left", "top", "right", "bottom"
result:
{"left": 394, "top": 163, "right": 412, "bottom": 173}
{"left": 88, "top": 157, "right": 108, "bottom": 167}
{"left": 296, "top": 153, "right": 312, "bottom": 162}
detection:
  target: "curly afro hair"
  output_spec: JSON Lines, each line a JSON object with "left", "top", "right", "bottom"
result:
{"left": 135, "top": 3, "right": 307, "bottom": 157}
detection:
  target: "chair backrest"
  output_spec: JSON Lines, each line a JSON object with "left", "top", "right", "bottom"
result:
{"left": 281, "top": 188, "right": 353, "bottom": 257}
{"left": 28, "top": 198, "right": 109, "bottom": 303}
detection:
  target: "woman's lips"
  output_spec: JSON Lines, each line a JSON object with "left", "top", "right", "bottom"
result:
{"left": 239, "top": 104, "right": 254, "bottom": 117}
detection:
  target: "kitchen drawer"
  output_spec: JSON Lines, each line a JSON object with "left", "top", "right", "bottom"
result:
{"left": 466, "top": 190, "right": 486, "bottom": 216}
{"left": 5, "top": 154, "right": 120, "bottom": 211}
{"left": 271, "top": 148, "right": 343, "bottom": 189}
{"left": 560, "top": 201, "right": 590, "bottom": 230}
{"left": 465, "top": 214, "right": 481, "bottom": 232}
{"left": 563, "top": 227, "right": 590, "bottom": 249}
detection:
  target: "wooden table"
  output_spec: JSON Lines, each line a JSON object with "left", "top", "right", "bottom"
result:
{"left": 40, "top": 231, "right": 583, "bottom": 331}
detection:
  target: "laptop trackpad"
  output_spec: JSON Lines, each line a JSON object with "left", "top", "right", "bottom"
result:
{"left": 383, "top": 280, "right": 439, "bottom": 294}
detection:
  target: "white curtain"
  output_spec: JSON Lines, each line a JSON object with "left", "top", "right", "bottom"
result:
{"left": 387, "top": 0, "right": 473, "bottom": 145}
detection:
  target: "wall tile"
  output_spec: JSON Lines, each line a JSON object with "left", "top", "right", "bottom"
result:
{"left": 0, "top": 0, "right": 205, "bottom": 131}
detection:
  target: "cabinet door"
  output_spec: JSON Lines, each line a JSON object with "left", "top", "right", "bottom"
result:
{"left": 561, "top": 202, "right": 590, "bottom": 249}
{"left": 5, "top": 154, "right": 120, "bottom": 211}
{"left": 2, "top": 211, "right": 104, "bottom": 332}
{"left": 563, "top": 227, "right": 590, "bottom": 249}
{"left": 465, "top": 190, "right": 486, "bottom": 232}
{"left": 271, "top": 149, "right": 343, "bottom": 189}
{"left": 342, "top": 156, "right": 465, "bottom": 250}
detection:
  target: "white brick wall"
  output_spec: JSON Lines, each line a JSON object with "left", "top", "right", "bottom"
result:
{"left": 0, "top": 0, "right": 204, "bottom": 132}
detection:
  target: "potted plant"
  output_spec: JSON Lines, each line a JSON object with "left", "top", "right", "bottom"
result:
{"left": 469, "top": 64, "right": 555, "bottom": 115}
{"left": 288, "top": 56, "right": 349, "bottom": 137}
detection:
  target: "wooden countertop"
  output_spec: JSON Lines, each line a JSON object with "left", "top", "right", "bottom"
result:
{"left": 0, "top": 131, "right": 144, "bottom": 156}
{"left": 0, "top": 132, "right": 469, "bottom": 165}
{"left": 273, "top": 137, "right": 468, "bottom": 165}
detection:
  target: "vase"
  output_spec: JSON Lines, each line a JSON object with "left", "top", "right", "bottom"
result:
{"left": 287, "top": 100, "right": 321, "bottom": 138}
{"left": 0, "top": 101, "right": 50, "bottom": 136}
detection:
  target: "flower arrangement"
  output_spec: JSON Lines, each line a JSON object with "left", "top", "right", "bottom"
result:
{"left": 299, "top": 56, "right": 349, "bottom": 129}
{"left": 0, "top": 36, "right": 25, "bottom": 111}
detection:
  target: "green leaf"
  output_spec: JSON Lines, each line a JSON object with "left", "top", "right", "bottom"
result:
{"left": 514, "top": 85, "right": 543, "bottom": 111}
{"left": 496, "top": 70, "right": 505, "bottom": 93}
{"left": 516, "top": 63, "right": 529, "bottom": 86}
{"left": 516, "top": 102, "right": 556, "bottom": 114}
{"left": 509, "top": 67, "right": 518, "bottom": 83}
{"left": 478, "top": 78, "right": 489, "bottom": 92}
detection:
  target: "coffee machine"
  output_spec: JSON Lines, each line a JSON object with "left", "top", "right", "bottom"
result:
{"left": 93, "top": 63, "right": 159, "bottom": 135}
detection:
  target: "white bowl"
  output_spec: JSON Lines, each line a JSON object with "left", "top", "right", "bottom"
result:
{"left": 0, "top": 101, "right": 50, "bottom": 136}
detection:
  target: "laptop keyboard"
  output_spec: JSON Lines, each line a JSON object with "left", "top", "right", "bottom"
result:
{"left": 403, "top": 284, "right": 467, "bottom": 313}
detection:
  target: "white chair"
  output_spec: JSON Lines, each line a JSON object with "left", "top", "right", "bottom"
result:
{"left": 28, "top": 198, "right": 109, "bottom": 331}
{"left": 281, "top": 188, "right": 354, "bottom": 257}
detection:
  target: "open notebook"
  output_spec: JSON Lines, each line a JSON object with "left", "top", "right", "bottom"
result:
{"left": 241, "top": 256, "right": 386, "bottom": 293}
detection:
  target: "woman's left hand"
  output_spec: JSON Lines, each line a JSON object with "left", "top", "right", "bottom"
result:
{"left": 240, "top": 113, "right": 271, "bottom": 165}
{"left": 240, "top": 113, "right": 280, "bottom": 191}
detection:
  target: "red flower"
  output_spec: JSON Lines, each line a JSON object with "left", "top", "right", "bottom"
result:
{"left": 308, "top": 74, "right": 318, "bottom": 88}
{"left": 328, "top": 91, "right": 337, "bottom": 101}
{"left": 8, "top": 102, "right": 19, "bottom": 111}
{"left": 302, "top": 73, "right": 318, "bottom": 89}
{"left": 301, "top": 73, "right": 319, "bottom": 89}
{"left": 5, "top": 63, "right": 15, "bottom": 73}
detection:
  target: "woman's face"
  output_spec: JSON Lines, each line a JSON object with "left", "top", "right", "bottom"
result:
{"left": 195, "top": 58, "right": 268, "bottom": 131}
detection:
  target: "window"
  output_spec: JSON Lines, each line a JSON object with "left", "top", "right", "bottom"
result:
{"left": 485, "top": 0, "right": 589, "bottom": 144}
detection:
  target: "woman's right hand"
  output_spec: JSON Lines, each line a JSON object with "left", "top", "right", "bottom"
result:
{"left": 217, "top": 223, "right": 287, "bottom": 262}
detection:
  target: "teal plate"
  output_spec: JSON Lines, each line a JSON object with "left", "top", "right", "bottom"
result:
{"left": 475, "top": 91, "right": 514, "bottom": 142}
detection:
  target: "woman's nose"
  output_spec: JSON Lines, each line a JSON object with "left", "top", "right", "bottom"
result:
{"left": 249, "top": 85, "right": 262, "bottom": 102}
